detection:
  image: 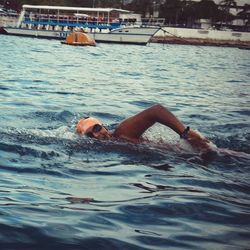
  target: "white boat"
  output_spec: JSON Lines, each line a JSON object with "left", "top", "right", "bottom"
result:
{"left": 4, "top": 5, "right": 162, "bottom": 45}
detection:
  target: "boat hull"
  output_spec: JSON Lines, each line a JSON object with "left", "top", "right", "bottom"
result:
{"left": 3, "top": 27, "right": 159, "bottom": 45}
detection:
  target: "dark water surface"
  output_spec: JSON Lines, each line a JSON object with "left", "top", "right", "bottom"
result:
{"left": 0, "top": 35, "right": 250, "bottom": 249}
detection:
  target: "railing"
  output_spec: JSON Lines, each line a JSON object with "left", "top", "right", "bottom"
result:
{"left": 141, "top": 18, "right": 165, "bottom": 26}
{"left": 22, "top": 20, "right": 121, "bottom": 30}
{"left": 24, "top": 14, "right": 119, "bottom": 24}
{"left": 20, "top": 14, "right": 165, "bottom": 31}
{"left": 22, "top": 14, "right": 165, "bottom": 26}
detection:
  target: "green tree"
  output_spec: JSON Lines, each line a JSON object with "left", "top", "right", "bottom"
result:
{"left": 126, "top": 0, "right": 153, "bottom": 17}
{"left": 195, "top": 0, "right": 220, "bottom": 20}
{"left": 95, "top": 0, "right": 123, "bottom": 8}
{"left": 180, "top": 0, "right": 230, "bottom": 27}
{"left": 159, "top": 0, "right": 184, "bottom": 26}
{"left": 219, "top": 0, "right": 236, "bottom": 25}
{"left": 237, "top": 4, "right": 250, "bottom": 30}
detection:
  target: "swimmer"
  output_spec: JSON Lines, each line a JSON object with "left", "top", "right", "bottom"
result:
{"left": 76, "top": 104, "right": 212, "bottom": 152}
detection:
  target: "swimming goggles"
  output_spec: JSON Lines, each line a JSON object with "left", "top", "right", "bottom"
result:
{"left": 86, "top": 124, "right": 103, "bottom": 138}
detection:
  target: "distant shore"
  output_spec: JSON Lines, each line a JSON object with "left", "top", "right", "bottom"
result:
{"left": 150, "top": 36, "right": 250, "bottom": 48}
{"left": 151, "top": 27, "right": 250, "bottom": 48}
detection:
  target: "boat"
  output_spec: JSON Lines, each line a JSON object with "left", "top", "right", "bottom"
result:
{"left": 0, "top": 7, "right": 18, "bottom": 33}
{"left": 3, "top": 5, "right": 162, "bottom": 45}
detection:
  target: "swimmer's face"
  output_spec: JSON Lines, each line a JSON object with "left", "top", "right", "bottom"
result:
{"left": 86, "top": 124, "right": 111, "bottom": 140}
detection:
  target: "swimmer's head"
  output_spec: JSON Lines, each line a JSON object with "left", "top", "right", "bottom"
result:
{"left": 76, "top": 117, "right": 111, "bottom": 140}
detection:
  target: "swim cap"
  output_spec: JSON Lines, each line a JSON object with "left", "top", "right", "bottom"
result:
{"left": 76, "top": 117, "right": 102, "bottom": 134}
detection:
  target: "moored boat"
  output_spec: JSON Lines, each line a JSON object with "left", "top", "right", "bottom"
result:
{"left": 3, "top": 5, "right": 162, "bottom": 45}
{"left": 62, "top": 31, "right": 96, "bottom": 46}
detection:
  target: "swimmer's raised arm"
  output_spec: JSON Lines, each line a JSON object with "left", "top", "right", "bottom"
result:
{"left": 113, "top": 104, "right": 211, "bottom": 151}
{"left": 113, "top": 104, "right": 186, "bottom": 141}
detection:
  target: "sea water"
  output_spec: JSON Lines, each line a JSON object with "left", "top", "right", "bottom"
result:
{"left": 0, "top": 35, "right": 250, "bottom": 249}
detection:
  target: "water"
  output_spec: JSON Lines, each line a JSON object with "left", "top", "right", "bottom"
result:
{"left": 0, "top": 35, "right": 250, "bottom": 250}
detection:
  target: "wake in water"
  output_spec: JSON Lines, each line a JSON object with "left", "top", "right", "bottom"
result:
{"left": 1, "top": 122, "right": 249, "bottom": 168}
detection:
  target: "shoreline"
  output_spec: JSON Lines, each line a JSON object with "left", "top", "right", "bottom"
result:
{"left": 150, "top": 36, "right": 250, "bottom": 48}
{"left": 1, "top": 25, "right": 249, "bottom": 48}
{"left": 151, "top": 27, "right": 250, "bottom": 48}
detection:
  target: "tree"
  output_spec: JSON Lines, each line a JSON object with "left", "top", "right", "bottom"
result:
{"left": 95, "top": 0, "right": 123, "bottom": 8}
{"left": 159, "top": 0, "right": 184, "bottom": 26}
{"left": 237, "top": 4, "right": 250, "bottom": 30}
{"left": 180, "top": 0, "right": 223, "bottom": 27}
{"left": 126, "top": 0, "right": 153, "bottom": 17}
{"left": 219, "top": 0, "right": 237, "bottom": 25}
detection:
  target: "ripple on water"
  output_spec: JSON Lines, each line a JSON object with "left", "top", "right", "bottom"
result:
{"left": 0, "top": 35, "right": 250, "bottom": 249}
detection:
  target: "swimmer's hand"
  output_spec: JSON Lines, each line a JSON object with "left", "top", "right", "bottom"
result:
{"left": 186, "top": 129, "right": 212, "bottom": 152}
